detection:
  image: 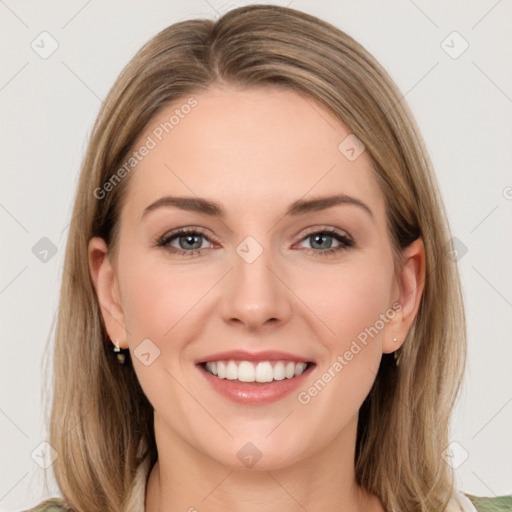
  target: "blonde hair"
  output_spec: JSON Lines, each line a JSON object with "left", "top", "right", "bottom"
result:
{"left": 45, "top": 5, "right": 466, "bottom": 511}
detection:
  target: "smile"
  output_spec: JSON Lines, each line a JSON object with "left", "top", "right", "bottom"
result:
{"left": 197, "top": 359, "right": 316, "bottom": 405}
{"left": 202, "top": 360, "right": 310, "bottom": 382}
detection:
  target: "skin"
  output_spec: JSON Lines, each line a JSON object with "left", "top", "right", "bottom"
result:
{"left": 89, "top": 85, "right": 425, "bottom": 512}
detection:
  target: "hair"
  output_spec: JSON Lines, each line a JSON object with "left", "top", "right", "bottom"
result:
{"left": 42, "top": 4, "right": 466, "bottom": 512}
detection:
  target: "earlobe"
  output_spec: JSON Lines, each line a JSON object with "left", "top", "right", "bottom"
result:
{"left": 383, "top": 238, "right": 426, "bottom": 354}
{"left": 88, "top": 237, "right": 128, "bottom": 349}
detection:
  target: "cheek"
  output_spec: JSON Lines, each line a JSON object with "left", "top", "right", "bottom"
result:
{"left": 117, "top": 255, "right": 200, "bottom": 410}
{"left": 292, "top": 255, "right": 394, "bottom": 352}
{"left": 120, "top": 269, "right": 172, "bottom": 340}
{"left": 291, "top": 259, "right": 393, "bottom": 438}
{"left": 119, "top": 242, "right": 395, "bottom": 362}
{"left": 118, "top": 249, "right": 205, "bottom": 342}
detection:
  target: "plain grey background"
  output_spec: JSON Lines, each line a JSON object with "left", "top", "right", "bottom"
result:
{"left": 1, "top": 1, "right": 511, "bottom": 510}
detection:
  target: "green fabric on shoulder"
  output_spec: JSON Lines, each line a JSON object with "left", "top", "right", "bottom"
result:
{"left": 24, "top": 493, "right": 512, "bottom": 511}
{"left": 23, "top": 498, "right": 68, "bottom": 512}
{"left": 465, "top": 493, "right": 512, "bottom": 512}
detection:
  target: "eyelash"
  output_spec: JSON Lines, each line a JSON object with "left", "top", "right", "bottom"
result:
{"left": 155, "top": 226, "right": 354, "bottom": 258}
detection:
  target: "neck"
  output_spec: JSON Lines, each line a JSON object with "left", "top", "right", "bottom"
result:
{"left": 145, "top": 413, "right": 384, "bottom": 512}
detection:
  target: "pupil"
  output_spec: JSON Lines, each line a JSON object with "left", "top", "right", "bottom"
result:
{"left": 181, "top": 234, "right": 201, "bottom": 250}
{"left": 312, "top": 234, "right": 332, "bottom": 249}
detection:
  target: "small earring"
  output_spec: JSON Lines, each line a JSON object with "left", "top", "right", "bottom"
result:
{"left": 393, "top": 339, "right": 401, "bottom": 366}
{"left": 112, "top": 339, "right": 127, "bottom": 365}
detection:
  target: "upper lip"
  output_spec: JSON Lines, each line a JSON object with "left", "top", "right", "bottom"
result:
{"left": 195, "top": 350, "right": 314, "bottom": 364}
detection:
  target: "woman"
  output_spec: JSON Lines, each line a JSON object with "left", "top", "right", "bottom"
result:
{"left": 26, "top": 5, "right": 511, "bottom": 512}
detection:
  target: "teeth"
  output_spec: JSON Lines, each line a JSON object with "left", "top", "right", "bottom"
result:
{"left": 226, "top": 361, "right": 238, "bottom": 380}
{"left": 240, "top": 361, "right": 256, "bottom": 382}
{"left": 273, "top": 361, "right": 285, "bottom": 381}
{"left": 203, "top": 360, "right": 309, "bottom": 382}
{"left": 285, "top": 361, "right": 296, "bottom": 378}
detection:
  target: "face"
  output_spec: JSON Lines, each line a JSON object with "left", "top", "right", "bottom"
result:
{"left": 90, "top": 85, "right": 424, "bottom": 471}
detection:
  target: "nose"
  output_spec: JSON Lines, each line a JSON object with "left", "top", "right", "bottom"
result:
{"left": 220, "top": 244, "right": 293, "bottom": 332}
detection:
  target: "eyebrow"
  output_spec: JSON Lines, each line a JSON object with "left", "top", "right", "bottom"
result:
{"left": 141, "top": 193, "right": 374, "bottom": 221}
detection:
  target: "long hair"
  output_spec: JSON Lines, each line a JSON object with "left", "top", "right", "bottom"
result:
{"left": 45, "top": 5, "right": 466, "bottom": 511}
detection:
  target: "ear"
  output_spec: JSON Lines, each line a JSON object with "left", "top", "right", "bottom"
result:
{"left": 382, "top": 238, "right": 426, "bottom": 354}
{"left": 88, "top": 237, "right": 128, "bottom": 349}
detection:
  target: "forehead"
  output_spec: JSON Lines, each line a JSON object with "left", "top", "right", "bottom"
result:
{"left": 121, "top": 86, "right": 386, "bottom": 224}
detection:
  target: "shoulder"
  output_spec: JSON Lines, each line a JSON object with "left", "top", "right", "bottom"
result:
{"left": 446, "top": 489, "right": 512, "bottom": 512}
{"left": 462, "top": 491, "right": 512, "bottom": 512}
{"left": 23, "top": 491, "right": 512, "bottom": 512}
{"left": 22, "top": 498, "right": 70, "bottom": 512}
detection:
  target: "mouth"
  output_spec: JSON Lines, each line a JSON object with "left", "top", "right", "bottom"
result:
{"left": 198, "top": 360, "right": 314, "bottom": 384}
{"left": 195, "top": 352, "right": 316, "bottom": 405}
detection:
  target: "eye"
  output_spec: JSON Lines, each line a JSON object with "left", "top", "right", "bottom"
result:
{"left": 155, "top": 226, "right": 354, "bottom": 258}
{"left": 296, "top": 228, "right": 354, "bottom": 257}
{"left": 156, "top": 227, "right": 215, "bottom": 257}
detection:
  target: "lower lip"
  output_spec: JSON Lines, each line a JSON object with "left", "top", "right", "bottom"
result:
{"left": 197, "top": 363, "right": 315, "bottom": 405}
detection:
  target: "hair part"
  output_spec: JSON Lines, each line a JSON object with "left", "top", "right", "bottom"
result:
{"left": 47, "top": 5, "right": 466, "bottom": 511}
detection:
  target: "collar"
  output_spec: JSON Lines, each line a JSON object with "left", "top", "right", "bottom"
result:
{"left": 123, "top": 454, "right": 151, "bottom": 512}
{"left": 124, "top": 456, "right": 476, "bottom": 512}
